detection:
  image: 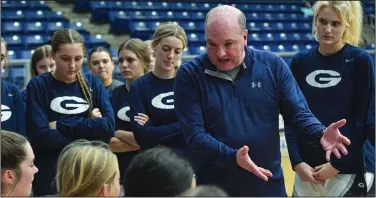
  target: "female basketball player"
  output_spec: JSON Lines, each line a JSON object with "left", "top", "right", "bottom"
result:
{"left": 285, "top": 1, "right": 375, "bottom": 196}
{"left": 1, "top": 37, "right": 26, "bottom": 136}
{"left": 26, "top": 28, "right": 115, "bottom": 196}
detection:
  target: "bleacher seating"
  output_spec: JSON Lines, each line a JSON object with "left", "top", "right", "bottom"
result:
{"left": 1, "top": 0, "right": 111, "bottom": 88}
{"left": 1, "top": 0, "right": 374, "bottom": 89}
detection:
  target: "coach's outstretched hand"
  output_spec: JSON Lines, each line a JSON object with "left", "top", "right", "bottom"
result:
{"left": 236, "top": 146, "right": 273, "bottom": 181}
{"left": 320, "top": 119, "right": 351, "bottom": 161}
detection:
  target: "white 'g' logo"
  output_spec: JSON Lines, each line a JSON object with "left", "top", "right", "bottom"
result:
{"left": 117, "top": 106, "right": 130, "bottom": 122}
{"left": 50, "top": 96, "right": 90, "bottom": 114}
{"left": 306, "top": 70, "right": 341, "bottom": 88}
{"left": 1, "top": 105, "right": 12, "bottom": 122}
{"left": 151, "top": 92, "right": 174, "bottom": 109}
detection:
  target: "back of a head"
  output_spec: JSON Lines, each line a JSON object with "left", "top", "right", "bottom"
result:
{"left": 124, "top": 146, "right": 194, "bottom": 197}
{"left": 118, "top": 38, "right": 151, "bottom": 72}
{"left": 312, "top": 1, "right": 363, "bottom": 46}
{"left": 1, "top": 130, "right": 28, "bottom": 170}
{"left": 56, "top": 140, "right": 118, "bottom": 196}
{"left": 1, "top": 130, "right": 28, "bottom": 196}
{"left": 30, "top": 45, "right": 52, "bottom": 77}
{"left": 179, "top": 185, "right": 228, "bottom": 197}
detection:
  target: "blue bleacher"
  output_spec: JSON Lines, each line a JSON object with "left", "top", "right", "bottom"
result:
{"left": 2, "top": 0, "right": 374, "bottom": 89}
{"left": 24, "top": 22, "right": 44, "bottom": 33}
{"left": 24, "top": 35, "right": 49, "bottom": 49}
{"left": 10, "top": 1, "right": 29, "bottom": 9}
{"left": 6, "top": 50, "right": 18, "bottom": 61}
{"left": 84, "top": 34, "right": 110, "bottom": 49}
{"left": 3, "top": 35, "right": 23, "bottom": 50}
{"left": 1, "top": 10, "right": 25, "bottom": 21}
{"left": 46, "top": 21, "right": 68, "bottom": 33}
{"left": 2, "top": 22, "right": 23, "bottom": 34}
{"left": 1, "top": 0, "right": 111, "bottom": 88}
{"left": 18, "top": 50, "right": 35, "bottom": 59}
{"left": 189, "top": 46, "right": 207, "bottom": 56}
{"left": 29, "top": 1, "right": 49, "bottom": 9}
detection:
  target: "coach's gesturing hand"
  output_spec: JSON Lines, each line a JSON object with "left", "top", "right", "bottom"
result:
{"left": 236, "top": 146, "right": 273, "bottom": 181}
{"left": 320, "top": 119, "right": 351, "bottom": 161}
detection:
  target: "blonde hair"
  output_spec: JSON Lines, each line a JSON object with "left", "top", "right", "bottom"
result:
{"left": 118, "top": 38, "right": 151, "bottom": 73}
{"left": 152, "top": 22, "right": 187, "bottom": 70}
{"left": 51, "top": 28, "right": 93, "bottom": 116}
{"left": 30, "top": 45, "right": 52, "bottom": 77}
{"left": 153, "top": 22, "right": 187, "bottom": 49}
{"left": 312, "top": 1, "right": 363, "bottom": 46}
{"left": 144, "top": 40, "right": 152, "bottom": 47}
{"left": 56, "top": 140, "right": 118, "bottom": 196}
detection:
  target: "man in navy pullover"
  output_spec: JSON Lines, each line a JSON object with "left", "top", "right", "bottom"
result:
{"left": 174, "top": 5, "right": 352, "bottom": 196}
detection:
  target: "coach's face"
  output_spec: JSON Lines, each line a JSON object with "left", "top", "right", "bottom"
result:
{"left": 205, "top": 6, "right": 247, "bottom": 71}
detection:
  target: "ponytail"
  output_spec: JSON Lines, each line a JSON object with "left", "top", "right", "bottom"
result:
{"left": 76, "top": 72, "right": 92, "bottom": 117}
{"left": 345, "top": 1, "right": 363, "bottom": 46}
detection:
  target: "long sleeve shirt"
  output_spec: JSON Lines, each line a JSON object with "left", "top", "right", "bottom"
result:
{"left": 174, "top": 46, "right": 326, "bottom": 196}
{"left": 1, "top": 80, "right": 26, "bottom": 136}
{"left": 285, "top": 44, "right": 374, "bottom": 173}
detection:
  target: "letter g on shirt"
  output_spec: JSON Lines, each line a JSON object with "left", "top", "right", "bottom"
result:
{"left": 50, "top": 96, "right": 90, "bottom": 114}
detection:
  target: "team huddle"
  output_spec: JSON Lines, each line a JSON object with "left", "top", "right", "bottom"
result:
{"left": 1, "top": 1, "right": 375, "bottom": 197}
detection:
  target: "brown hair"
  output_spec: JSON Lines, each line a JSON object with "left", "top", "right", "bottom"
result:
{"left": 51, "top": 28, "right": 92, "bottom": 116}
{"left": 30, "top": 45, "right": 53, "bottom": 77}
{"left": 88, "top": 47, "right": 113, "bottom": 67}
{"left": 1, "top": 130, "right": 28, "bottom": 195}
{"left": 118, "top": 38, "right": 151, "bottom": 73}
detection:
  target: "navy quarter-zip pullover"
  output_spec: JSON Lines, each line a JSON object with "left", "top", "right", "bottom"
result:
{"left": 174, "top": 46, "right": 326, "bottom": 196}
